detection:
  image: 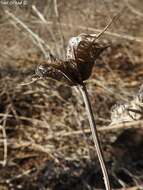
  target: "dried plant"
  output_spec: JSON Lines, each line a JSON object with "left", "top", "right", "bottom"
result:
{"left": 35, "top": 33, "right": 111, "bottom": 190}
{"left": 111, "top": 85, "right": 143, "bottom": 125}
{"left": 66, "top": 34, "right": 109, "bottom": 80}
{"left": 2, "top": 4, "right": 143, "bottom": 190}
{"left": 36, "top": 35, "right": 108, "bottom": 85}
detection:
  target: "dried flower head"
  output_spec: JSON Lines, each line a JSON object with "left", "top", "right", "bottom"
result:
{"left": 35, "top": 34, "right": 108, "bottom": 86}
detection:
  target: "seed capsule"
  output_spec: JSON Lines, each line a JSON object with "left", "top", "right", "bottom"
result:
{"left": 35, "top": 34, "right": 109, "bottom": 86}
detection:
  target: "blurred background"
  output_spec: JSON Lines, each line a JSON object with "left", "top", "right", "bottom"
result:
{"left": 0, "top": 0, "right": 143, "bottom": 189}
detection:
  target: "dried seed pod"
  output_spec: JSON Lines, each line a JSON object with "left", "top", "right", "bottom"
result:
{"left": 35, "top": 33, "right": 108, "bottom": 86}
{"left": 67, "top": 34, "right": 109, "bottom": 80}
{"left": 36, "top": 59, "right": 82, "bottom": 86}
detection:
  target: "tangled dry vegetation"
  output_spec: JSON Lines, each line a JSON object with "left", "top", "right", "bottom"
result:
{"left": 0, "top": 0, "right": 143, "bottom": 190}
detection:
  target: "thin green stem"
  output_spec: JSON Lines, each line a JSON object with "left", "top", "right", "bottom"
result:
{"left": 79, "top": 84, "right": 111, "bottom": 190}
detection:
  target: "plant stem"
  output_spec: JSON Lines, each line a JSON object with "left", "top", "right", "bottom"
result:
{"left": 79, "top": 83, "right": 111, "bottom": 190}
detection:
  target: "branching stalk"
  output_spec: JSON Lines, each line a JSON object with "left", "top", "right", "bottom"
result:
{"left": 79, "top": 83, "right": 111, "bottom": 190}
